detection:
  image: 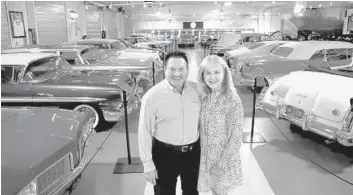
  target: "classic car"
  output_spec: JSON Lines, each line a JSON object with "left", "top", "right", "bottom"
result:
{"left": 210, "top": 33, "right": 269, "bottom": 56}
{"left": 225, "top": 41, "right": 290, "bottom": 68}
{"left": 1, "top": 53, "right": 139, "bottom": 129}
{"left": 123, "top": 35, "right": 170, "bottom": 51}
{"left": 201, "top": 37, "right": 218, "bottom": 48}
{"left": 2, "top": 45, "right": 158, "bottom": 90}
{"left": 236, "top": 41, "right": 353, "bottom": 88}
{"left": 177, "top": 34, "right": 197, "bottom": 48}
{"left": 1, "top": 106, "right": 94, "bottom": 195}
{"left": 61, "top": 38, "right": 164, "bottom": 67}
{"left": 256, "top": 64, "right": 353, "bottom": 147}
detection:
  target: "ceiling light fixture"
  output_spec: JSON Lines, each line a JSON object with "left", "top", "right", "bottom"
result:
{"left": 319, "top": 4, "right": 322, "bottom": 8}
{"left": 330, "top": 2, "right": 333, "bottom": 6}
{"left": 224, "top": 1, "right": 232, "bottom": 7}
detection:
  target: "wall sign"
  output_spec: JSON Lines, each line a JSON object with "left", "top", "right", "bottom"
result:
{"left": 183, "top": 22, "right": 203, "bottom": 29}
{"left": 9, "top": 11, "right": 26, "bottom": 38}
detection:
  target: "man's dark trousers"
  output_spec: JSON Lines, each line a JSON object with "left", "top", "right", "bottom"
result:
{"left": 152, "top": 138, "right": 200, "bottom": 195}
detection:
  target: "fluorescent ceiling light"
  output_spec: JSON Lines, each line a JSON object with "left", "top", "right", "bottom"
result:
{"left": 224, "top": 1, "right": 232, "bottom": 7}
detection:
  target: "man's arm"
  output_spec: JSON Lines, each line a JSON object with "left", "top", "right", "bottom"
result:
{"left": 138, "top": 95, "right": 156, "bottom": 173}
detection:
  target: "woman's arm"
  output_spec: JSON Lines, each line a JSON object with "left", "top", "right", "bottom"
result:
{"left": 217, "top": 94, "right": 244, "bottom": 170}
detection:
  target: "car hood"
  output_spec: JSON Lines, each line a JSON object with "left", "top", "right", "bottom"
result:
{"left": 1, "top": 107, "right": 83, "bottom": 194}
{"left": 227, "top": 47, "right": 251, "bottom": 57}
{"left": 266, "top": 71, "right": 353, "bottom": 122}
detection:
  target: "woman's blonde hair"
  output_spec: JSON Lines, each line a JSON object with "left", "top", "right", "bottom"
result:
{"left": 197, "top": 55, "right": 236, "bottom": 99}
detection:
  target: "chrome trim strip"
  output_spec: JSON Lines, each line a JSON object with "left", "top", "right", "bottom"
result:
{"left": 1, "top": 97, "right": 107, "bottom": 103}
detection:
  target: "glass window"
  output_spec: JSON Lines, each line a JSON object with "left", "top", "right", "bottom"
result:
{"left": 310, "top": 50, "right": 325, "bottom": 60}
{"left": 326, "top": 48, "right": 350, "bottom": 61}
{"left": 246, "top": 43, "right": 265, "bottom": 50}
{"left": 81, "top": 48, "right": 109, "bottom": 64}
{"left": 24, "top": 57, "right": 71, "bottom": 81}
{"left": 112, "top": 41, "right": 126, "bottom": 50}
{"left": 1, "top": 66, "right": 14, "bottom": 83}
{"left": 271, "top": 46, "right": 294, "bottom": 58}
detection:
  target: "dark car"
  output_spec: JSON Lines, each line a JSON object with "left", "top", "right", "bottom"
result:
{"left": 2, "top": 45, "right": 159, "bottom": 93}
{"left": 1, "top": 106, "right": 94, "bottom": 195}
{"left": 1, "top": 53, "right": 139, "bottom": 129}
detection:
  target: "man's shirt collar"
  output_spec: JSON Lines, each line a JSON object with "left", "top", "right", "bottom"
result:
{"left": 164, "top": 79, "right": 188, "bottom": 93}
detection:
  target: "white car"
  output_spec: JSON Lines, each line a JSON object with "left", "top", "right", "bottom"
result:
{"left": 236, "top": 41, "right": 353, "bottom": 88}
{"left": 257, "top": 64, "right": 353, "bottom": 147}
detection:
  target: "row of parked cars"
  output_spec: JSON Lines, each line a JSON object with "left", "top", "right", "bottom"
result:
{"left": 222, "top": 39, "right": 353, "bottom": 147}
{"left": 1, "top": 37, "right": 169, "bottom": 195}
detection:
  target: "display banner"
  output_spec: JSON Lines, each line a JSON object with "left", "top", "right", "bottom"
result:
{"left": 183, "top": 22, "right": 203, "bottom": 29}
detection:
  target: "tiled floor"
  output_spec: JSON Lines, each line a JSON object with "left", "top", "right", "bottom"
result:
{"left": 71, "top": 45, "right": 353, "bottom": 195}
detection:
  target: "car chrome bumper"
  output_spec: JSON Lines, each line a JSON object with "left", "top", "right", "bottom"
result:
{"left": 234, "top": 72, "right": 255, "bottom": 87}
{"left": 270, "top": 104, "right": 352, "bottom": 147}
{"left": 336, "top": 130, "right": 353, "bottom": 147}
{"left": 102, "top": 102, "right": 138, "bottom": 122}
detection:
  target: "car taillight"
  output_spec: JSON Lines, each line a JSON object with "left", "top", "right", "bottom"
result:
{"left": 343, "top": 98, "right": 353, "bottom": 132}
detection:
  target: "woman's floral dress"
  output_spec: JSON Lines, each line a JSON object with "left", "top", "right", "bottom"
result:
{"left": 197, "top": 91, "right": 244, "bottom": 194}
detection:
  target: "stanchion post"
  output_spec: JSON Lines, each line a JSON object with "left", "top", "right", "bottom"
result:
{"left": 250, "top": 77, "right": 257, "bottom": 141}
{"left": 114, "top": 91, "right": 143, "bottom": 174}
{"left": 152, "top": 62, "right": 155, "bottom": 86}
{"left": 242, "top": 76, "right": 267, "bottom": 143}
{"left": 123, "top": 91, "right": 132, "bottom": 164}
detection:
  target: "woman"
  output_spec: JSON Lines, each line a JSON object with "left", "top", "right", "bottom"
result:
{"left": 197, "top": 55, "right": 244, "bottom": 195}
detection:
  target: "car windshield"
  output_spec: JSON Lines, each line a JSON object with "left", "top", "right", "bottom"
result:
{"left": 23, "top": 56, "right": 72, "bottom": 82}
{"left": 118, "top": 39, "right": 132, "bottom": 48}
{"left": 81, "top": 48, "right": 110, "bottom": 63}
{"left": 271, "top": 46, "right": 294, "bottom": 58}
{"left": 246, "top": 42, "right": 265, "bottom": 50}
{"left": 306, "top": 64, "right": 353, "bottom": 78}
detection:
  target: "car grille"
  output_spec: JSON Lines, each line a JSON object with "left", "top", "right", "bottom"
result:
{"left": 37, "top": 154, "right": 72, "bottom": 193}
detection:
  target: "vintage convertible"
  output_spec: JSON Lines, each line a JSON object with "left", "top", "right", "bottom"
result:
{"left": 256, "top": 64, "right": 353, "bottom": 147}
{"left": 1, "top": 106, "right": 94, "bottom": 195}
{"left": 236, "top": 41, "right": 353, "bottom": 88}
{"left": 1, "top": 52, "right": 139, "bottom": 129}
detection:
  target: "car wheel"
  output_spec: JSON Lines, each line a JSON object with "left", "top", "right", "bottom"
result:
{"left": 74, "top": 104, "right": 99, "bottom": 128}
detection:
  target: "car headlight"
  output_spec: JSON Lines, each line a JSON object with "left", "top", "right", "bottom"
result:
{"left": 79, "top": 119, "right": 94, "bottom": 159}
{"left": 18, "top": 181, "right": 37, "bottom": 195}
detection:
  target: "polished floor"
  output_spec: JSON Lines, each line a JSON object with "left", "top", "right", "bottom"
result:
{"left": 71, "top": 45, "right": 353, "bottom": 195}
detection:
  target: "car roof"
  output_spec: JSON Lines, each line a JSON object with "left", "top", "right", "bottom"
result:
{"left": 77, "top": 38, "right": 118, "bottom": 43}
{"left": 261, "top": 40, "right": 291, "bottom": 45}
{"left": 278, "top": 41, "right": 353, "bottom": 59}
{"left": 2, "top": 45, "right": 93, "bottom": 54}
{"left": 1, "top": 53, "right": 55, "bottom": 66}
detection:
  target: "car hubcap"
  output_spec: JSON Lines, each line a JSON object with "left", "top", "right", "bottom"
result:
{"left": 76, "top": 106, "right": 99, "bottom": 128}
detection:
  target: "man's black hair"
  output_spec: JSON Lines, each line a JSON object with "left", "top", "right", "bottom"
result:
{"left": 164, "top": 50, "right": 189, "bottom": 68}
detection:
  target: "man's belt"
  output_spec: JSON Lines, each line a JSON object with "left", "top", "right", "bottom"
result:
{"left": 153, "top": 138, "right": 199, "bottom": 152}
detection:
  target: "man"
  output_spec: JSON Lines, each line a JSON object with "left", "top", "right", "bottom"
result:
{"left": 138, "top": 51, "right": 201, "bottom": 195}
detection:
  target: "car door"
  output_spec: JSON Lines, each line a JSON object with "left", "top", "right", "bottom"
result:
{"left": 1, "top": 65, "right": 34, "bottom": 104}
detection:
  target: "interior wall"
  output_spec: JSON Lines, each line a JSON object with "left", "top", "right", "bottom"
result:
{"left": 132, "top": 16, "right": 281, "bottom": 34}
{"left": 6, "top": 1, "right": 29, "bottom": 46}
